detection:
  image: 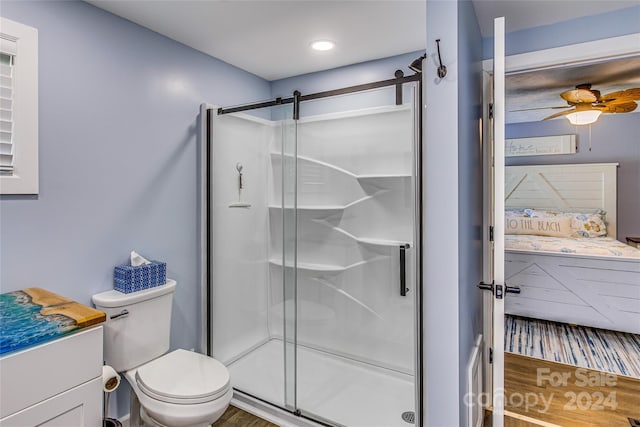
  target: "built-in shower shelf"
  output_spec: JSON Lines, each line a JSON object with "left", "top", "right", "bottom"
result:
{"left": 269, "top": 258, "right": 346, "bottom": 273}
{"left": 269, "top": 195, "right": 380, "bottom": 213}
{"left": 356, "top": 174, "right": 411, "bottom": 180}
{"left": 271, "top": 152, "right": 411, "bottom": 181}
{"left": 269, "top": 258, "right": 380, "bottom": 273}
{"left": 357, "top": 238, "right": 413, "bottom": 248}
{"left": 329, "top": 226, "right": 411, "bottom": 248}
{"left": 268, "top": 205, "right": 344, "bottom": 213}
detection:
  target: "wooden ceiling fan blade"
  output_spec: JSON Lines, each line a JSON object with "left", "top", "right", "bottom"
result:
{"left": 600, "top": 102, "right": 638, "bottom": 114}
{"left": 543, "top": 109, "right": 575, "bottom": 121}
{"left": 600, "top": 88, "right": 640, "bottom": 102}
{"left": 560, "top": 88, "right": 597, "bottom": 103}
{"left": 510, "top": 106, "right": 570, "bottom": 112}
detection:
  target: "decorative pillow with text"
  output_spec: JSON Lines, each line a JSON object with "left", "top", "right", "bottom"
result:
{"left": 505, "top": 215, "right": 573, "bottom": 237}
{"left": 505, "top": 208, "right": 608, "bottom": 238}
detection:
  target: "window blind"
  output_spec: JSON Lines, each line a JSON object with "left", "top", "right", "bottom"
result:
{"left": 0, "top": 37, "right": 16, "bottom": 175}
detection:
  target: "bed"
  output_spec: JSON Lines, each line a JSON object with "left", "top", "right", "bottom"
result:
{"left": 504, "top": 163, "right": 640, "bottom": 335}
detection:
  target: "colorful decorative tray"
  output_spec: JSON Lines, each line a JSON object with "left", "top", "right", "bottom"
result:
{"left": 0, "top": 288, "right": 106, "bottom": 356}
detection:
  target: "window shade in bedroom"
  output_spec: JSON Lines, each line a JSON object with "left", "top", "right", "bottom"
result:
{"left": 0, "top": 38, "right": 16, "bottom": 176}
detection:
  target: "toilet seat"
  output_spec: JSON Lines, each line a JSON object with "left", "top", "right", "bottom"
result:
{"left": 136, "top": 349, "right": 230, "bottom": 405}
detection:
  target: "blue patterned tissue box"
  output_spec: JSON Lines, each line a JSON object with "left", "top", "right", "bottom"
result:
{"left": 114, "top": 261, "right": 166, "bottom": 293}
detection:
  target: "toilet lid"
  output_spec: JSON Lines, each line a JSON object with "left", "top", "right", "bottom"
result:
{"left": 136, "top": 349, "right": 230, "bottom": 404}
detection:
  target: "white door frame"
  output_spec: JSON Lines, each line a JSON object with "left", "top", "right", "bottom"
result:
{"left": 480, "top": 31, "right": 640, "bottom": 422}
{"left": 491, "top": 17, "right": 506, "bottom": 427}
{"left": 481, "top": 33, "right": 640, "bottom": 75}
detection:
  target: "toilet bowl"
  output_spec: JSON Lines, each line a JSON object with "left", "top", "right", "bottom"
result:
{"left": 92, "top": 280, "right": 232, "bottom": 427}
{"left": 126, "top": 350, "right": 232, "bottom": 427}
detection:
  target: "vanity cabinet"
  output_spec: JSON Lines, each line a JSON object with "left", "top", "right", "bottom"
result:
{"left": 0, "top": 326, "right": 103, "bottom": 426}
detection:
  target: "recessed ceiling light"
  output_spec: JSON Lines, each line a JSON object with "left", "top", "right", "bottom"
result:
{"left": 310, "top": 40, "right": 335, "bottom": 51}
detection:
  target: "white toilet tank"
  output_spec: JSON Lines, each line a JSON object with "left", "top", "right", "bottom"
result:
{"left": 92, "top": 279, "right": 177, "bottom": 372}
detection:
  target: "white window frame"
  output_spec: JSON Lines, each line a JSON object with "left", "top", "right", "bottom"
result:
{"left": 0, "top": 17, "right": 38, "bottom": 194}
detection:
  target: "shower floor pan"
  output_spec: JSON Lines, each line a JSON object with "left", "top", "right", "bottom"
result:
{"left": 227, "top": 339, "right": 415, "bottom": 427}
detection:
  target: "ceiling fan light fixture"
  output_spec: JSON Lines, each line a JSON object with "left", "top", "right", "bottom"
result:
{"left": 565, "top": 109, "right": 602, "bottom": 125}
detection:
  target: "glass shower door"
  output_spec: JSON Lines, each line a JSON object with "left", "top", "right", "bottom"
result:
{"left": 270, "top": 111, "right": 298, "bottom": 412}
{"left": 209, "top": 81, "right": 421, "bottom": 427}
{"left": 210, "top": 103, "right": 298, "bottom": 410}
{"left": 291, "top": 85, "right": 420, "bottom": 427}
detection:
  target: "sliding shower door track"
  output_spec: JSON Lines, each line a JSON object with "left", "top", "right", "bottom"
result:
{"left": 217, "top": 72, "right": 421, "bottom": 116}
{"left": 233, "top": 389, "right": 337, "bottom": 427}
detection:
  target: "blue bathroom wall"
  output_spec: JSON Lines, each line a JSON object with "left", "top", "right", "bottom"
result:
{"left": 272, "top": 51, "right": 423, "bottom": 96}
{"left": 482, "top": 6, "right": 640, "bottom": 59}
{"left": 456, "top": 1, "right": 484, "bottom": 426}
{"left": 270, "top": 51, "right": 424, "bottom": 116}
{"left": 423, "top": 0, "right": 484, "bottom": 424}
{"left": 0, "top": 0, "right": 270, "bottom": 417}
{"left": 424, "top": 2, "right": 460, "bottom": 423}
{"left": 506, "top": 114, "right": 640, "bottom": 241}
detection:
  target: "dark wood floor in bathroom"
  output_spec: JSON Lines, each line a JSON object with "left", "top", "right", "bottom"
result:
{"left": 212, "top": 405, "right": 278, "bottom": 427}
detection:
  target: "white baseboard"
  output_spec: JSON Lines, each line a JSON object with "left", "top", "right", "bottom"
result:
{"left": 467, "top": 334, "right": 483, "bottom": 427}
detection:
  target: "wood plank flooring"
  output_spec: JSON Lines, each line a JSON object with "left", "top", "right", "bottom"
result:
{"left": 485, "top": 410, "right": 563, "bottom": 427}
{"left": 212, "top": 352, "right": 639, "bottom": 427}
{"left": 505, "top": 352, "right": 640, "bottom": 427}
{"left": 212, "top": 405, "right": 278, "bottom": 427}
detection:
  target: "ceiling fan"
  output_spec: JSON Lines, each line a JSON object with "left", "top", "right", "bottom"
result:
{"left": 515, "top": 83, "right": 640, "bottom": 125}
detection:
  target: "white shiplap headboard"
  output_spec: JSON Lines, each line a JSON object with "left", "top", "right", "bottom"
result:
{"left": 505, "top": 163, "right": 618, "bottom": 238}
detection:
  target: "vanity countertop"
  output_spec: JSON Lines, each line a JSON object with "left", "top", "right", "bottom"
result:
{"left": 0, "top": 288, "right": 106, "bottom": 356}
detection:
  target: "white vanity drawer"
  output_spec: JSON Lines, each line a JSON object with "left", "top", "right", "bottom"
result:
{"left": 0, "top": 326, "right": 103, "bottom": 419}
{"left": 0, "top": 377, "right": 102, "bottom": 426}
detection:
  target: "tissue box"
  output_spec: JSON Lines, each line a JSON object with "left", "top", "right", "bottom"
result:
{"left": 114, "top": 261, "right": 166, "bottom": 293}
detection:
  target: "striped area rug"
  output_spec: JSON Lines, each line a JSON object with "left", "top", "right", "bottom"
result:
{"left": 504, "top": 315, "right": 640, "bottom": 379}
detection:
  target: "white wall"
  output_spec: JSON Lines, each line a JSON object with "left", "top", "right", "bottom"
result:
{"left": 210, "top": 113, "right": 275, "bottom": 364}
{"left": 275, "top": 106, "right": 417, "bottom": 373}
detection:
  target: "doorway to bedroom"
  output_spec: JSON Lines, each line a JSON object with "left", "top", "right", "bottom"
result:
{"left": 482, "top": 30, "right": 640, "bottom": 426}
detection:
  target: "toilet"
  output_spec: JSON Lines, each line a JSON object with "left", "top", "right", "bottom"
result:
{"left": 92, "top": 280, "right": 232, "bottom": 427}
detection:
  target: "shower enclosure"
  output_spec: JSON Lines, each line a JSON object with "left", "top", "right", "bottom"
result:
{"left": 203, "top": 74, "right": 422, "bottom": 427}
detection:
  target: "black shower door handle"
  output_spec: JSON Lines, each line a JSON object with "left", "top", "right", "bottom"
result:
{"left": 400, "top": 244, "right": 410, "bottom": 296}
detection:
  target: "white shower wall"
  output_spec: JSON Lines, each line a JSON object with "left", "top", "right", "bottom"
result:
{"left": 211, "top": 114, "right": 274, "bottom": 364}
{"left": 213, "top": 104, "right": 416, "bottom": 375}
{"left": 270, "top": 105, "right": 416, "bottom": 374}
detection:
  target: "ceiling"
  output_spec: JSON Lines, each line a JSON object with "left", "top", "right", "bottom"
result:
{"left": 87, "top": 0, "right": 639, "bottom": 123}
{"left": 507, "top": 56, "right": 640, "bottom": 124}
{"left": 87, "top": 0, "right": 638, "bottom": 81}
{"left": 472, "top": 0, "right": 639, "bottom": 38}
{"left": 87, "top": 0, "right": 427, "bottom": 81}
